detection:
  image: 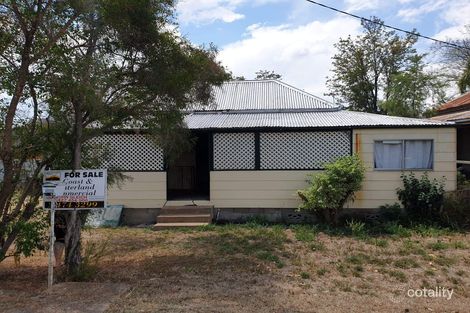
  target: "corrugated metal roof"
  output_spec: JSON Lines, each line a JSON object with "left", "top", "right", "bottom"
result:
{"left": 194, "top": 80, "right": 336, "bottom": 111}
{"left": 185, "top": 110, "right": 451, "bottom": 129}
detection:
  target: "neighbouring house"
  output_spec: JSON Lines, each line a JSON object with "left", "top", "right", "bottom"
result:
{"left": 96, "top": 80, "right": 457, "bottom": 226}
{"left": 432, "top": 91, "right": 470, "bottom": 176}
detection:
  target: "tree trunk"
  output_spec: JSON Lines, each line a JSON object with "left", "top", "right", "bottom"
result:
{"left": 64, "top": 107, "right": 83, "bottom": 275}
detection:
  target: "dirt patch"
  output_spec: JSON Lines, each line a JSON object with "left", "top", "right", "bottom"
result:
{"left": 0, "top": 282, "right": 129, "bottom": 313}
{"left": 1, "top": 225, "right": 469, "bottom": 312}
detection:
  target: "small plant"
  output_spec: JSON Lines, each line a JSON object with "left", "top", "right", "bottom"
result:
{"left": 316, "top": 268, "right": 328, "bottom": 276}
{"left": 397, "top": 172, "right": 445, "bottom": 222}
{"left": 291, "top": 224, "right": 317, "bottom": 242}
{"left": 441, "top": 190, "right": 470, "bottom": 229}
{"left": 427, "top": 240, "right": 449, "bottom": 251}
{"left": 298, "top": 155, "right": 365, "bottom": 226}
{"left": 300, "top": 271, "right": 310, "bottom": 279}
{"left": 347, "top": 219, "right": 367, "bottom": 238}
{"left": 67, "top": 238, "right": 109, "bottom": 281}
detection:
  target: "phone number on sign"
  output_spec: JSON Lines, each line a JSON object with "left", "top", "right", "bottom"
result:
{"left": 55, "top": 201, "right": 104, "bottom": 209}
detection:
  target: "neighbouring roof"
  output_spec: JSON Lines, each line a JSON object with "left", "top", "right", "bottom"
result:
{"left": 433, "top": 91, "right": 470, "bottom": 124}
{"left": 184, "top": 80, "right": 450, "bottom": 130}
{"left": 436, "top": 91, "right": 470, "bottom": 114}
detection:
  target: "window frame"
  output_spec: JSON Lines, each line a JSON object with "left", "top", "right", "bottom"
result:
{"left": 373, "top": 139, "right": 434, "bottom": 171}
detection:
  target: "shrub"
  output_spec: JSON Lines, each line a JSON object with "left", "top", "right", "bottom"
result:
{"left": 441, "top": 190, "right": 470, "bottom": 229}
{"left": 397, "top": 173, "right": 445, "bottom": 222}
{"left": 298, "top": 155, "right": 365, "bottom": 226}
{"left": 378, "top": 203, "right": 403, "bottom": 222}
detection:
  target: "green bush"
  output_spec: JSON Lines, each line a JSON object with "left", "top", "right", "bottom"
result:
{"left": 397, "top": 173, "right": 445, "bottom": 222}
{"left": 378, "top": 203, "right": 404, "bottom": 222}
{"left": 298, "top": 155, "right": 365, "bottom": 226}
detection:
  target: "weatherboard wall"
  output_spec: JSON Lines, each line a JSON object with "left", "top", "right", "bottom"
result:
{"left": 107, "top": 127, "right": 457, "bottom": 211}
{"left": 350, "top": 127, "right": 457, "bottom": 209}
{"left": 107, "top": 172, "right": 166, "bottom": 208}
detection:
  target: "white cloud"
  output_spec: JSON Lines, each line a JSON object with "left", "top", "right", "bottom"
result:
{"left": 176, "top": 0, "right": 286, "bottom": 25}
{"left": 344, "top": 0, "right": 380, "bottom": 12}
{"left": 218, "top": 17, "right": 361, "bottom": 97}
{"left": 397, "top": 0, "right": 447, "bottom": 22}
{"left": 434, "top": 0, "right": 470, "bottom": 40}
{"left": 177, "top": 0, "right": 245, "bottom": 25}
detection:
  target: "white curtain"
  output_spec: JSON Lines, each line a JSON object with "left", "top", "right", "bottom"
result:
{"left": 374, "top": 142, "right": 403, "bottom": 169}
{"left": 404, "top": 140, "right": 433, "bottom": 169}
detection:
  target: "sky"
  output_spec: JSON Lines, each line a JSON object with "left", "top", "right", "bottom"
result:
{"left": 175, "top": 0, "right": 470, "bottom": 100}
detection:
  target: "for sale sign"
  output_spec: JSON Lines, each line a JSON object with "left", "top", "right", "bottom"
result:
{"left": 43, "top": 169, "right": 107, "bottom": 209}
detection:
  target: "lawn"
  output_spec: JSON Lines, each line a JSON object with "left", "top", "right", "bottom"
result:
{"left": 1, "top": 222, "right": 470, "bottom": 312}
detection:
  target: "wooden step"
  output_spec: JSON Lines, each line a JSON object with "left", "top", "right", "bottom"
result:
{"left": 153, "top": 222, "right": 209, "bottom": 230}
{"left": 157, "top": 214, "right": 212, "bottom": 223}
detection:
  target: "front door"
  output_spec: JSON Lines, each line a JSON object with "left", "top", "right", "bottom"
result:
{"left": 167, "top": 132, "right": 210, "bottom": 200}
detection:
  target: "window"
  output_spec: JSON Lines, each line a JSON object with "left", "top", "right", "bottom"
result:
{"left": 374, "top": 140, "right": 433, "bottom": 170}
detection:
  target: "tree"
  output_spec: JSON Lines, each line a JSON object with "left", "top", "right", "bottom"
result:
{"left": 327, "top": 17, "right": 419, "bottom": 113}
{"left": 0, "top": 0, "right": 229, "bottom": 273}
{"left": 255, "top": 70, "right": 282, "bottom": 80}
{"left": 437, "top": 25, "right": 470, "bottom": 93}
{"left": 381, "top": 55, "right": 447, "bottom": 117}
{"left": 0, "top": 0, "right": 83, "bottom": 262}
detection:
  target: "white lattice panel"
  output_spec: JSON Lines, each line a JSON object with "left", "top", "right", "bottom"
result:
{"left": 88, "top": 134, "right": 164, "bottom": 171}
{"left": 213, "top": 133, "right": 255, "bottom": 170}
{"left": 260, "top": 131, "right": 351, "bottom": 169}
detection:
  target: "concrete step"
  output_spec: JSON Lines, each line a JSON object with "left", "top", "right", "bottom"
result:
{"left": 157, "top": 214, "right": 212, "bottom": 223}
{"left": 153, "top": 222, "right": 209, "bottom": 230}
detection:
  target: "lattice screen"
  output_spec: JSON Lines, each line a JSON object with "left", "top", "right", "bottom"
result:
{"left": 87, "top": 134, "right": 164, "bottom": 171}
{"left": 213, "top": 133, "right": 255, "bottom": 170}
{"left": 260, "top": 131, "right": 351, "bottom": 169}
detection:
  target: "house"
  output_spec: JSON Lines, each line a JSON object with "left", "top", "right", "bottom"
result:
{"left": 432, "top": 91, "right": 470, "bottom": 176}
{"left": 98, "top": 80, "right": 457, "bottom": 226}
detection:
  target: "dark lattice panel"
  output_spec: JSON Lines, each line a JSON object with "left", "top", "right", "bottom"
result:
{"left": 87, "top": 134, "right": 164, "bottom": 171}
{"left": 213, "top": 133, "right": 255, "bottom": 170}
{"left": 260, "top": 131, "right": 351, "bottom": 169}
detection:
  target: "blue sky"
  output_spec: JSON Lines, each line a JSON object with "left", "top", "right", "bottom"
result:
{"left": 175, "top": 0, "right": 470, "bottom": 98}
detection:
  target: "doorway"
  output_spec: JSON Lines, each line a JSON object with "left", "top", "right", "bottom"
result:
{"left": 167, "top": 132, "right": 210, "bottom": 200}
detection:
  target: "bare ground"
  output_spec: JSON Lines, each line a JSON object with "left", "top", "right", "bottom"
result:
{"left": 1, "top": 225, "right": 469, "bottom": 313}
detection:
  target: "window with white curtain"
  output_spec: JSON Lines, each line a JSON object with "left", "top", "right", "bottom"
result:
{"left": 374, "top": 140, "right": 433, "bottom": 170}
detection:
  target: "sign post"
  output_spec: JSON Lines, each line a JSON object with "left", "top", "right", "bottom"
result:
{"left": 48, "top": 198, "right": 55, "bottom": 289}
{"left": 42, "top": 169, "right": 107, "bottom": 289}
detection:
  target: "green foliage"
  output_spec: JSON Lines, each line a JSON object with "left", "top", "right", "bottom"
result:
{"left": 291, "top": 224, "right": 317, "bottom": 242}
{"left": 327, "top": 17, "right": 421, "bottom": 113}
{"left": 378, "top": 203, "right": 403, "bottom": 222}
{"left": 298, "top": 155, "right": 365, "bottom": 225}
{"left": 380, "top": 55, "right": 447, "bottom": 117}
{"left": 347, "top": 220, "right": 367, "bottom": 238}
{"left": 397, "top": 173, "right": 445, "bottom": 222}
{"left": 1, "top": 211, "right": 48, "bottom": 262}
{"left": 254, "top": 70, "right": 282, "bottom": 80}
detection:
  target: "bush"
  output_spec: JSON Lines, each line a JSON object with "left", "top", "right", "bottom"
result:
{"left": 378, "top": 203, "right": 404, "bottom": 222}
{"left": 298, "top": 155, "right": 365, "bottom": 225}
{"left": 397, "top": 173, "right": 445, "bottom": 222}
{"left": 441, "top": 190, "right": 470, "bottom": 229}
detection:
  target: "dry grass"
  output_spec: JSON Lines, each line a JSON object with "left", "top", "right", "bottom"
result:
{"left": 1, "top": 223, "right": 470, "bottom": 312}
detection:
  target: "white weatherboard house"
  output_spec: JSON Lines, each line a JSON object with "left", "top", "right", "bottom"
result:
{"left": 99, "top": 80, "right": 457, "bottom": 226}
